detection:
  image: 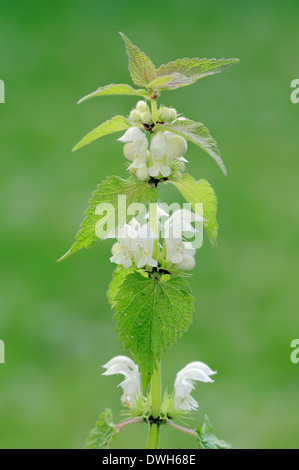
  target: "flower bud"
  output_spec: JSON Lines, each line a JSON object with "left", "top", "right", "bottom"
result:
{"left": 136, "top": 166, "right": 150, "bottom": 181}
{"left": 123, "top": 142, "right": 134, "bottom": 161}
{"left": 158, "top": 106, "right": 171, "bottom": 122}
{"left": 129, "top": 109, "right": 142, "bottom": 122}
{"left": 172, "top": 171, "right": 182, "bottom": 180}
{"left": 176, "top": 255, "right": 196, "bottom": 271}
{"left": 136, "top": 100, "right": 148, "bottom": 113}
{"left": 174, "top": 161, "right": 185, "bottom": 172}
{"left": 169, "top": 108, "right": 177, "bottom": 120}
{"left": 141, "top": 111, "right": 153, "bottom": 124}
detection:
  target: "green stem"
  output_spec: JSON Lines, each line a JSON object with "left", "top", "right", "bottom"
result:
{"left": 147, "top": 363, "right": 161, "bottom": 449}
{"left": 149, "top": 202, "right": 160, "bottom": 262}
{"left": 151, "top": 99, "right": 158, "bottom": 124}
{"left": 146, "top": 155, "right": 161, "bottom": 450}
{"left": 147, "top": 423, "right": 160, "bottom": 449}
{"left": 151, "top": 363, "right": 161, "bottom": 419}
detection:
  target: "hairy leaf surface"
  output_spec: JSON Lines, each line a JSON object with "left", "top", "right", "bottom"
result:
{"left": 156, "top": 57, "right": 239, "bottom": 89}
{"left": 156, "top": 118, "right": 226, "bottom": 175}
{"left": 120, "top": 33, "right": 157, "bottom": 87}
{"left": 196, "top": 415, "right": 230, "bottom": 450}
{"left": 114, "top": 272, "right": 194, "bottom": 387}
{"left": 72, "top": 115, "right": 130, "bottom": 152}
{"left": 85, "top": 409, "right": 117, "bottom": 449}
{"left": 171, "top": 174, "right": 218, "bottom": 247}
{"left": 78, "top": 84, "right": 149, "bottom": 104}
{"left": 59, "top": 176, "right": 158, "bottom": 261}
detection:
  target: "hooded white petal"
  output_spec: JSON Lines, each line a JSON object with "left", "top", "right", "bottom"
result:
{"left": 174, "top": 361, "right": 216, "bottom": 411}
{"left": 102, "top": 355, "right": 141, "bottom": 408}
{"left": 103, "top": 355, "right": 138, "bottom": 372}
{"left": 163, "top": 209, "right": 200, "bottom": 267}
{"left": 175, "top": 254, "right": 196, "bottom": 271}
{"left": 150, "top": 132, "right": 168, "bottom": 158}
{"left": 164, "top": 131, "right": 188, "bottom": 162}
{"left": 118, "top": 126, "right": 145, "bottom": 143}
{"left": 164, "top": 209, "right": 202, "bottom": 238}
{"left": 177, "top": 361, "right": 217, "bottom": 379}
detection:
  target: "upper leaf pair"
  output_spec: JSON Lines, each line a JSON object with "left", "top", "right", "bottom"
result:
{"left": 78, "top": 33, "right": 239, "bottom": 103}
{"left": 119, "top": 33, "right": 239, "bottom": 93}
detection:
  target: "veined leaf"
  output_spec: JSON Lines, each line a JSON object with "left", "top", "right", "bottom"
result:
{"left": 170, "top": 174, "right": 218, "bottom": 247}
{"left": 85, "top": 409, "right": 117, "bottom": 450}
{"left": 58, "top": 176, "right": 158, "bottom": 261}
{"left": 148, "top": 73, "right": 197, "bottom": 90}
{"left": 156, "top": 57, "right": 239, "bottom": 90}
{"left": 113, "top": 272, "right": 194, "bottom": 388}
{"left": 120, "top": 32, "right": 157, "bottom": 88}
{"left": 196, "top": 415, "right": 231, "bottom": 450}
{"left": 146, "top": 75, "right": 180, "bottom": 90}
{"left": 156, "top": 118, "right": 226, "bottom": 175}
{"left": 78, "top": 84, "right": 149, "bottom": 104}
{"left": 107, "top": 266, "right": 140, "bottom": 308}
{"left": 72, "top": 115, "right": 130, "bottom": 152}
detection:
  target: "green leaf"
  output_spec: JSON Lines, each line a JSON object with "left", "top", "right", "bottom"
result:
{"left": 146, "top": 75, "right": 180, "bottom": 90}
{"left": 113, "top": 272, "right": 194, "bottom": 388}
{"left": 196, "top": 415, "right": 231, "bottom": 450}
{"left": 156, "top": 57, "right": 240, "bottom": 90}
{"left": 78, "top": 84, "right": 149, "bottom": 104}
{"left": 170, "top": 174, "right": 218, "bottom": 247}
{"left": 107, "top": 265, "right": 138, "bottom": 308}
{"left": 72, "top": 115, "right": 130, "bottom": 152}
{"left": 59, "top": 176, "right": 158, "bottom": 261}
{"left": 85, "top": 409, "right": 117, "bottom": 450}
{"left": 148, "top": 73, "right": 199, "bottom": 90}
{"left": 156, "top": 118, "right": 226, "bottom": 175}
{"left": 120, "top": 32, "right": 157, "bottom": 88}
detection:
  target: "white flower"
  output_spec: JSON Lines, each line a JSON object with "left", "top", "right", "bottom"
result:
{"left": 136, "top": 166, "right": 150, "bottom": 181}
{"left": 149, "top": 132, "right": 171, "bottom": 178}
{"left": 110, "top": 223, "right": 140, "bottom": 268}
{"left": 137, "top": 224, "right": 158, "bottom": 268}
{"left": 163, "top": 210, "right": 200, "bottom": 268}
{"left": 166, "top": 239, "right": 196, "bottom": 266}
{"left": 102, "top": 356, "right": 141, "bottom": 408}
{"left": 174, "top": 361, "right": 217, "bottom": 411}
{"left": 164, "top": 209, "right": 200, "bottom": 242}
{"left": 119, "top": 127, "right": 148, "bottom": 170}
{"left": 148, "top": 132, "right": 188, "bottom": 178}
{"left": 164, "top": 131, "right": 187, "bottom": 162}
{"left": 175, "top": 254, "right": 196, "bottom": 271}
{"left": 118, "top": 127, "right": 145, "bottom": 143}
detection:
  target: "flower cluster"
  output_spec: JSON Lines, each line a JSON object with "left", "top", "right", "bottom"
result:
{"left": 129, "top": 100, "right": 178, "bottom": 126}
{"left": 110, "top": 208, "right": 201, "bottom": 272}
{"left": 103, "top": 356, "right": 216, "bottom": 413}
{"left": 119, "top": 112, "right": 187, "bottom": 183}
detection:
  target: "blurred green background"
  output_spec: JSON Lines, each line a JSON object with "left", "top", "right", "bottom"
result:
{"left": 0, "top": 0, "right": 299, "bottom": 449}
